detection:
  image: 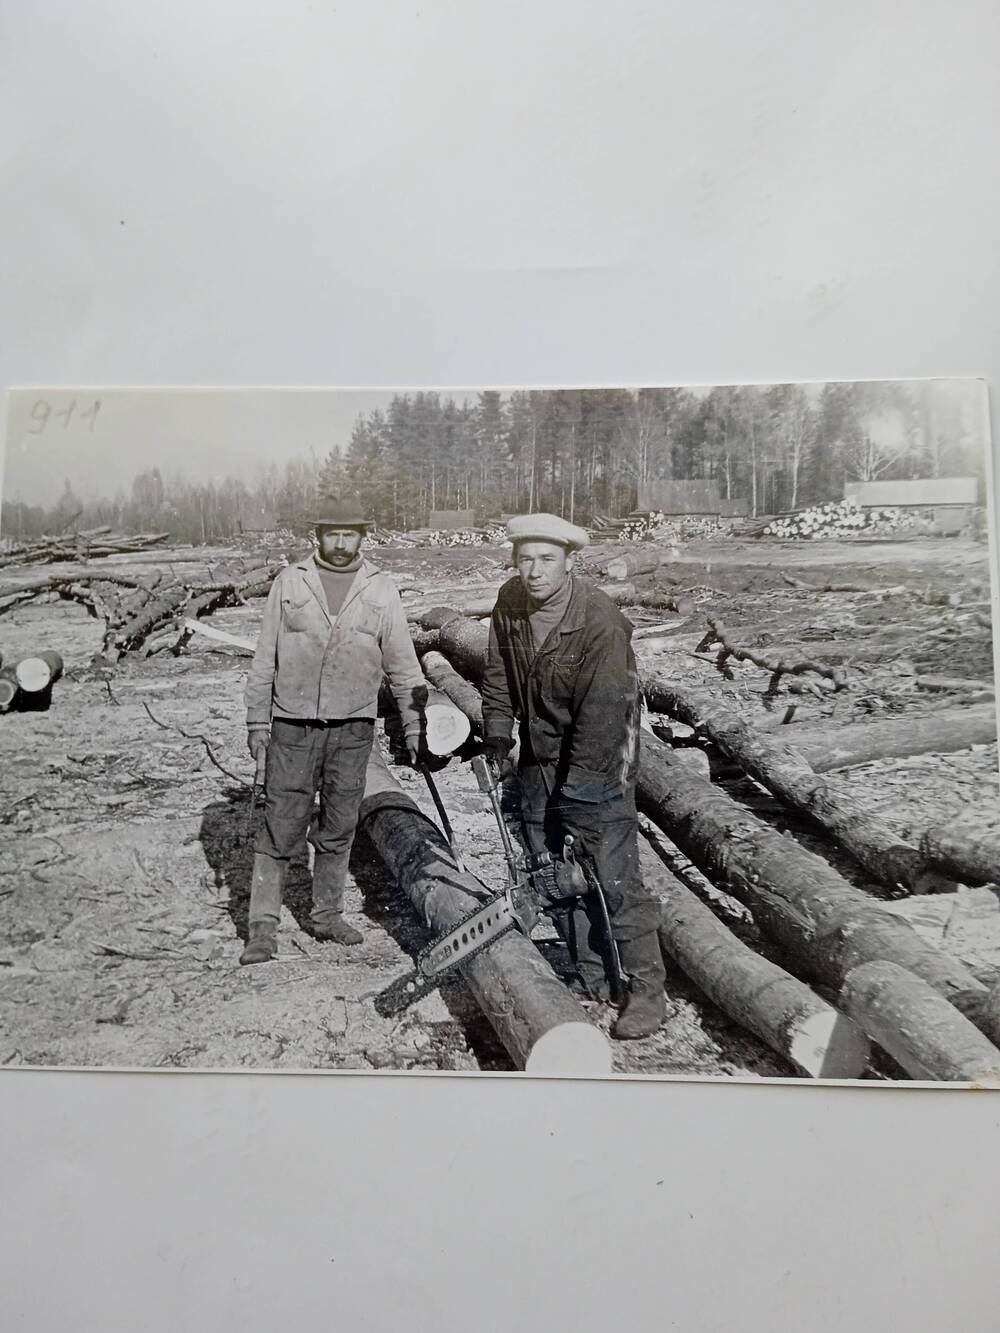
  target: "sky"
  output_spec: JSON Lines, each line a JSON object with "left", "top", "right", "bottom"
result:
{"left": 1, "top": 379, "right": 989, "bottom": 507}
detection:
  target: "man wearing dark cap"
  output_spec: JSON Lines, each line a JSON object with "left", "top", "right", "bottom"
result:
{"left": 480, "top": 512, "right": 667, "bottom": 1039}
{"left": 241, "top": 493, "right": 428, "bottom": 965}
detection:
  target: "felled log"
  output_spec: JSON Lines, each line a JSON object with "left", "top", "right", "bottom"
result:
{"left": 421, "top": 650, "right": 484, "bottom": 730}
{"left": 412, "top": 606, "right": 468, "bottom": 631}
{"left": 111, "top": 575, "right": 162, "bottom": 626}
{"left": 643, "top": 678, "right": 942, "bottom": 895}
{"left": 434, "top": 617, "right": 491, "bottom": 685}
{"left": 780, "top": 574, "right": 868, "bottom": 593}
{"left": 357, "top": 748, "right": 611, "bottom": 1074}
{"left": 14, "top": 650, "right": 63, "bottom": 694}
{"left": 636, "top": 733, "right": 993, "bottom": 1026}
{"left": 110, "top": 584, "right": 189, "bottom": 656}
{"left": 786, "top": 704, "right": 996, "bottom": 772}
{"left": 603, "top": 550, "right": 668, "bottom": 581}
{"left": 410, "top": 628, "right": 441, "bottom": 655}
{"left": 633, "top": 622, "right": 688, "bottom": 642}
{"left": 986, "top": 979, "right": 1000, "bottom": 1044}
{"left": 626, "top": 590, "right": 694, "bottom": 615}
{"left": 180, "top": 619, "right": 255, "bottom": 653}
{"left": 919, "top": 815, "right": 1000, "bottom": 887}
{"left": 588, "top": 582, "right": 636, "bottom": 604}
{"left": 916, "top": 674, "right": 995, "bottom": 699}
{"left": 841, "top": 961, "right": 1000, "bottom": 1082}
{"left": 640, "top": 840, "right": 870, "bottom": 1078}
{"left": 698, "top": 618, "right": 848, "bottom": 694}
{"left": 0, "top": 669, "right": 18, "bottom": 712}
{"left": 376, "top": 680, "right": 471, "bottom": 758}
{"left": 0, "top": 531, "right": 171, "bottom": 568}
{"left": 424, "top": 698, "right": 471, "bottom": 756}
{"left": 406, "top": 598, "right": 498, "bottom": 625}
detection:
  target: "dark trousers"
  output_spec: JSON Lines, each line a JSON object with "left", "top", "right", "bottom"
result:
{"left": 256, "top": 717, "right": 375, "bottom": 866}
{"left": 519, "top": 763, "right": 659, "bottom": 944}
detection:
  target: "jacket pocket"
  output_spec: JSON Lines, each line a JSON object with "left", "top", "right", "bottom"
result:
{"left": 282, "top": 593, "right": 316, "bottom": 633}
{"left": 350, "top": 600, "right": 383, "bottom": 638}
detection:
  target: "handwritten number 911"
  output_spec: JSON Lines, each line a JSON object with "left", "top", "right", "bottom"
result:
{"left": 27, "top": 398, "right": 101, "bottom": 433}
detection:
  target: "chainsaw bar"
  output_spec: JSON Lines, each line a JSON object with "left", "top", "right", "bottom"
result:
{"left": 416, "top": 890, "right": 520, "bottom": 981}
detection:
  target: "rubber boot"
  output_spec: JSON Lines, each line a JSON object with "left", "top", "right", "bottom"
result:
{"left": 239, "top": 853, "right": 286, "bottom": 965}
{"left": 611, "top": 932, "right": 667, "bottom": 1040}
{"left": 310, "top": 852, "right": 363, "bottom": 946}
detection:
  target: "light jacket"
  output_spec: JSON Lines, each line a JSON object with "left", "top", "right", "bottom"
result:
{"left": 245, "top": 557, "right": 426, "bottom": 735}
{"left": 481, "top": 575, "right": 640, "bottom": 803}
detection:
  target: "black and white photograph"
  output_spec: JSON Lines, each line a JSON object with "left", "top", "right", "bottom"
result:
{"left": 1, "top": 379, "right": 996, "bottom": 1081}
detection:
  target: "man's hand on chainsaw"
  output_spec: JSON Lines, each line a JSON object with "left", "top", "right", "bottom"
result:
{"left": 481, "top": 735, "right": 516, "bottom": 781}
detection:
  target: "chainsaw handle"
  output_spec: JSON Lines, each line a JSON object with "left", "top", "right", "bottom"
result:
{"left": 471, "top": 753, "right": 498, "bottom": 794}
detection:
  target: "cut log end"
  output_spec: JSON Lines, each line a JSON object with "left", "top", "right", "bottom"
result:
{"left": 524, "top": 1022, "right": 615, "bottom": 1076}
{"left": 424, "top": 701, "right": 471, "bottom": 756}
{"left": 0, "top": 676, "right": 18, "bottom": 711}
{"left": 786, "top": 1009, "right": 871, "bottom": 1080}
{"left": 14, "top": 651, "right": 64, "bottom": 692}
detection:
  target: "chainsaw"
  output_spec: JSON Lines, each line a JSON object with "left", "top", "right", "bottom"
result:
{"left": 413, "top": 754, "right": 589, "bottom": 983}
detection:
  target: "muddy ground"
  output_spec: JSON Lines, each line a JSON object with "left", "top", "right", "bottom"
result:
{"left": 1, "top": 536, "right": 997, "bottom": 1078}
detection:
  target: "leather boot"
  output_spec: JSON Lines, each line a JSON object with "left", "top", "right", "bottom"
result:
{"left": 310, "top": 852, "right": 363, "bottom": 946}
{"left": 239, "top": 920, "right": 278, "bottom": 966}
{"left": 611, "top": 932, "right": 667, "bottom": 1040}
{"left": 239, "top": 853, "right": 286, "bottom": 965}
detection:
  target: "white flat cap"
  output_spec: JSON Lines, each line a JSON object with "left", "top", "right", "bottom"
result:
{"left": 506, "top": 512, "right": 590, "bottom": 551}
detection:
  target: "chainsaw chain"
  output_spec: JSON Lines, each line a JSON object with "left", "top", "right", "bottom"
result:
{"left": 417, "top": 893, "right": 519, "bottom": 979}
{"left": 423, "top": 917, "right": 519, "bottom": 979}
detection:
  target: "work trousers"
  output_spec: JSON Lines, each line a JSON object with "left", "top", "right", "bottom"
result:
{"left": 518, "top": 762, "right": 660, "bottom": 944}
{"left": 256, "top": 717, "right": 375, "bottom": 864}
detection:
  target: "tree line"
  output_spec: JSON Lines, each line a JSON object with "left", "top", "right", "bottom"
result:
{"left": 1, "top": 381, "right": 984, "bottom": 544}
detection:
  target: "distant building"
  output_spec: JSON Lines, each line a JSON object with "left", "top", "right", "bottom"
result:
{"left": 637, "top": 480, "right": 749, "bottom": 517}
{"left": 843, "top": 477, "right": 979, "bottom": 535}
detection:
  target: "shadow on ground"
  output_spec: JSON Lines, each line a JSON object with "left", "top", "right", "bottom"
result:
{"left": 198, "top": 789, "right": 315, "bottom": 941}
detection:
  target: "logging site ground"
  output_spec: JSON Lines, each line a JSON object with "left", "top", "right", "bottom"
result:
{"left": 1, "top": 534, "right": 998, "bottom": 1080}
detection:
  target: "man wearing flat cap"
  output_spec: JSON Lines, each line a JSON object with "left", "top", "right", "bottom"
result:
{"left": 241, "top": 492, "right": 429, "bottom": 965}
{"left": 481, "top": 512, "right": 666, "bottom": 1039}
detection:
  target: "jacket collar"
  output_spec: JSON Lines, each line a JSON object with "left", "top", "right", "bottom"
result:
{"left": 511, "top": 574, "right": 588, "bottom": 646}
{"left": 295, "top": 555, "right": 377, "bottom": 625}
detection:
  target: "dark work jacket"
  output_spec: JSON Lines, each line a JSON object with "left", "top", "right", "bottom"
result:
{"left": 481, "top": 575, "right": 640, "bottom": 803}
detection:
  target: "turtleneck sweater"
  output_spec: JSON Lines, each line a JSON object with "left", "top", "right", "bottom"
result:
{"left": 527, "top": 574, "right": 574, "bottom": 654}
{"left": 314, "top": 553, "right": 362, "bottom": 617}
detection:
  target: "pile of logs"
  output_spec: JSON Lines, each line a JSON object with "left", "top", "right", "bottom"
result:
{"left": 0, "top": 553, "right": 287, "bottom": 664}
{"left": 0, "top": 526, "right": 171, "bottom": 569}
{"left": 403, "top": 603, "right": 1000, "bottom": 1082}
{"left": 0, "top": 650, "right": 63, "bottom": 713}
